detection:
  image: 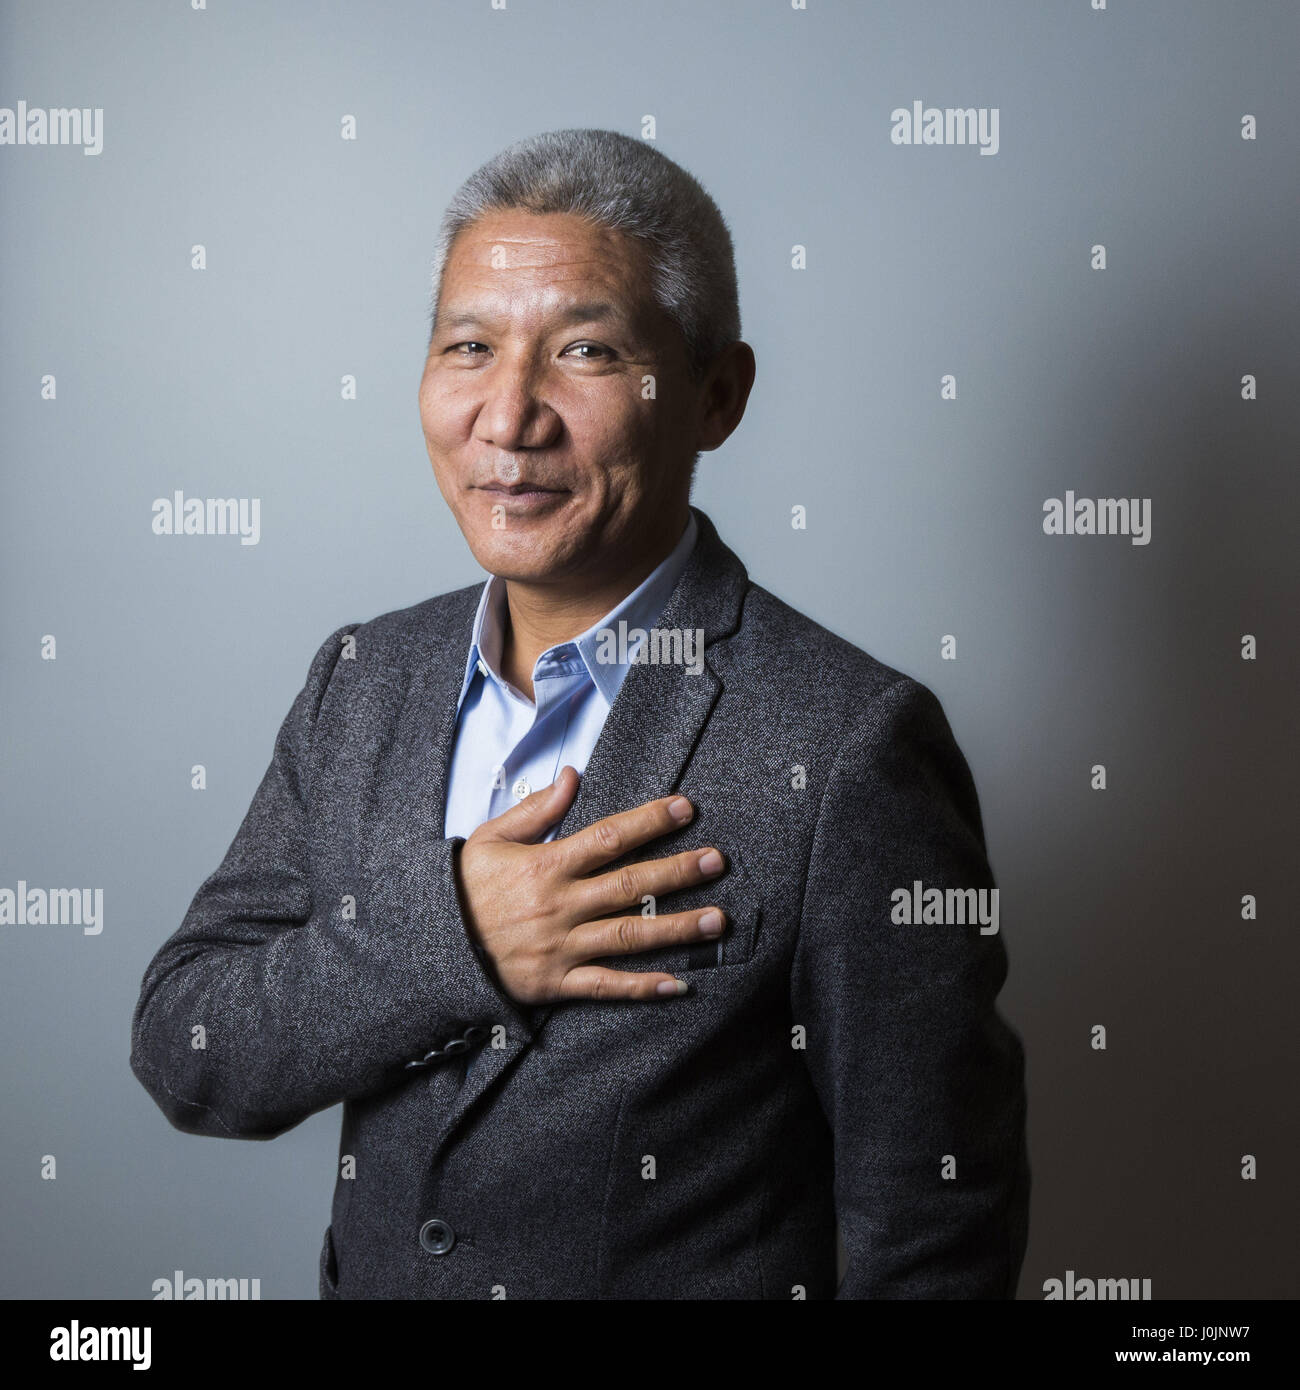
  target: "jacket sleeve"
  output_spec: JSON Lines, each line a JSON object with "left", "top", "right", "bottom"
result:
{"left": 129, "top": 623, "right": 527, "bottom": 1140}
{"left": 789, "top": 676, "right": 1030, "bottom": 1298}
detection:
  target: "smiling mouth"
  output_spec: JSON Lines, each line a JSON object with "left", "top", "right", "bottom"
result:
{"left": 478, "top": 483, "right": 567, "bottom": 494}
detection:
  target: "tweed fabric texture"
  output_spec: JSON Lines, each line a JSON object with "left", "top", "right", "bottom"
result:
{"left": 130, "top": 506, "right": 1030, "bottom": 1300}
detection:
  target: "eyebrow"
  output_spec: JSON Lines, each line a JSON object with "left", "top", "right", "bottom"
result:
{"left": 436, "top": 301, "right": 634, "bottom": 335}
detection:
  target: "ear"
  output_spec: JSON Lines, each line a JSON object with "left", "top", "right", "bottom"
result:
{"left": 695, "top": 342, "right": 757, "bottom": 453}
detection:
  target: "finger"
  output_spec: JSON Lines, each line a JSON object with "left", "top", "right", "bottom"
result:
{"left": 553, "top": 966, "right": 690, "bottom": 1002}
{"left": 567, "top": 907, "right": 727, "bottom": 962}
{"left": 556, "top": 793, "right": 696, "bottom": 877}
{"left": 575, "top": 846, "right": 726, "bottom": 922}
{"left": 485, "top": 765, "right": 580, "bottom": 844}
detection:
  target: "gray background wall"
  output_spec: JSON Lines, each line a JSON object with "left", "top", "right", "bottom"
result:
{"left": 2, "top": 0, "right": 1296, "bottom": 1299}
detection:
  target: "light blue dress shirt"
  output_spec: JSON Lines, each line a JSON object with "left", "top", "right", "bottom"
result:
{"left": 443, "top": 509, "right": 698, "bottom": 845}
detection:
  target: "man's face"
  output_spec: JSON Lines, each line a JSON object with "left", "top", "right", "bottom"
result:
{"left": 419, "top": 209, "right": 701, "bottom": 586}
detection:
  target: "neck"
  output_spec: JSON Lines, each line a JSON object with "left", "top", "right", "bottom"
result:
{"left": 499, "top": 507, "right": 690, "bottom": 699}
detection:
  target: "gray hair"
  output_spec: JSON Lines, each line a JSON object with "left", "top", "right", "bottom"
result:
{"left": 428, "top": 128, "right": 741, "bottom": 380}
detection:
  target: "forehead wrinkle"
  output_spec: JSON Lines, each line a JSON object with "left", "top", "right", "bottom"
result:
{"left": 456, "top": 232, "right": 628, "bottom": 280}
{"left": 438, "top": 286, "right": 640, "bottom": 336}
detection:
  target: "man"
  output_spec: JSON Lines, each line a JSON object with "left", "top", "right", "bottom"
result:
{"left": 130, "top": 128, "right": 1030, "bottom": 1299}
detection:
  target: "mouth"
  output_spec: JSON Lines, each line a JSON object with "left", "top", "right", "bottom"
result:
{"left": 472, "top": 480, "right": 572, "bottom": 516}
{"left": 478, "top": 482, "right": 568, "bottom": 495}
{"left": 469, "top": 480, "right": 567, "bottom": 503}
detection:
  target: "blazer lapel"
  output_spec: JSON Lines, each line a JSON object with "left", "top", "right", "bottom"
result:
{"left": 363, "top": 585, "right": 481, "bottom": 900}
{"left": 427, "top": 505, "right": 750, "bottom": 1145}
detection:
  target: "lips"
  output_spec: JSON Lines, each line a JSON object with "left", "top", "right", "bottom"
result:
{"left": 479, "top": 483, "right": 566, "bottom": 494}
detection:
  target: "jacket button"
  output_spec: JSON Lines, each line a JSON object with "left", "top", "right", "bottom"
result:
{"left": 442, "top": 1037, "right": 469, "bottom": 1055}
{"left": 419, "top": 1218, "right": 455, "bottom": 1255}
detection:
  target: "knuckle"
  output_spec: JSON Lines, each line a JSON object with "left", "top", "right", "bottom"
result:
{"left": 614, "top": 916, "right": 642, "bottom": 953}
{"left": 614, "top": 865, "right": 640, "bottom": 905}
{"left": 592, "top": 819, "right": 623, "bottom": 858}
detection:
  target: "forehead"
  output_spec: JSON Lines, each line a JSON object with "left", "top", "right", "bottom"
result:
{"left": 439, "top": 210, "right": 654, "bottom": 321}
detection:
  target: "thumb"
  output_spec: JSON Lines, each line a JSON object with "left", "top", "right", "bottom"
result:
{"left": 489, "top": 765, "right": 580, "bottom": 844}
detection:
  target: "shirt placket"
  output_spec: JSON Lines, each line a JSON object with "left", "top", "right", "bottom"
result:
{"left": 490, "top": 654, "right": 586, "bottom": 822}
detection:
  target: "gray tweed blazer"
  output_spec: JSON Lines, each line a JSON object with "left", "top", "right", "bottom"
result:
{"left": 130, "top": 505, "right": 1030, "bottom": 1300}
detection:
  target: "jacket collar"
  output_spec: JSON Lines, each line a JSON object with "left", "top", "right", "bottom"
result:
{"left": 407, "top": 502, "right": 747, "bottom": 688}
{"left": 455, "top": 508, "right": 701, "bottom": 712}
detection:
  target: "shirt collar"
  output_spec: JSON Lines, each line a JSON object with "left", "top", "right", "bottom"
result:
{"left": 457, "top": 510, "right": 699, "bottom": 711}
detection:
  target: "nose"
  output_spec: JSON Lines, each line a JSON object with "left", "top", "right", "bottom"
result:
{"left": 472, "top": 353, "right": 562, "bottom": 454}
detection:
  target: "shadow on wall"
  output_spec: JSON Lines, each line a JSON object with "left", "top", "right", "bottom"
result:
{"left": 1011, "top": 250, "right": 1300, "bottom": 1298}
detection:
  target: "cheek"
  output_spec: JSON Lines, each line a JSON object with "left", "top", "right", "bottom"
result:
{"left": 569, "top": 386, "right": 657, "bottom": 458}
{"left": 419, "top": 378, "right": 468, "bottom": 446}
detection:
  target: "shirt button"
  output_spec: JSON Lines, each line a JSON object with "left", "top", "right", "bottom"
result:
{"left": 419, "top": 1219, "right": 456, "bottom": 1255}
{"left": 512, "top": 777, "right": 531, "bottom": 800}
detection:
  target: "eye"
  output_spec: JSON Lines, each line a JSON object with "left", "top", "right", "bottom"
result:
{"left": 448, "top": 341, "right": 490, "bottom": 356}
{"left": 563, "top": 342, "right": 613, "bottom": 360}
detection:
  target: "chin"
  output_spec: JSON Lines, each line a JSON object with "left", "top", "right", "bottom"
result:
{"left": 456, "top": 497, "right": 587, "bottom": 574}
{"left": 460, "top": 527, "right": 571, "bottom": 583}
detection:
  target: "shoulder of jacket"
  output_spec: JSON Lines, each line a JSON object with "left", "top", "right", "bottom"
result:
{"left": 730, "top": 581, "right": 931, "bottom": 730}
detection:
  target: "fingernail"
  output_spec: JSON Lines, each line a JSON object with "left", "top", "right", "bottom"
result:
{"left": 668, "top": 796, "right": 693, "bottom": 823}
{"left": 699, "top": 910, "right": 724, "bottom": 935}
{"left": 656, "top": 979, "right": 689, "bottom": 996}
{"left": 699, "top": 849, "right": 724, "bottom": 874}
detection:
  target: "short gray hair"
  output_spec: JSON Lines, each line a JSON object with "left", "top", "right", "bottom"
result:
{"left": 428, "top": 128, "right": 741, "bottom": 380}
